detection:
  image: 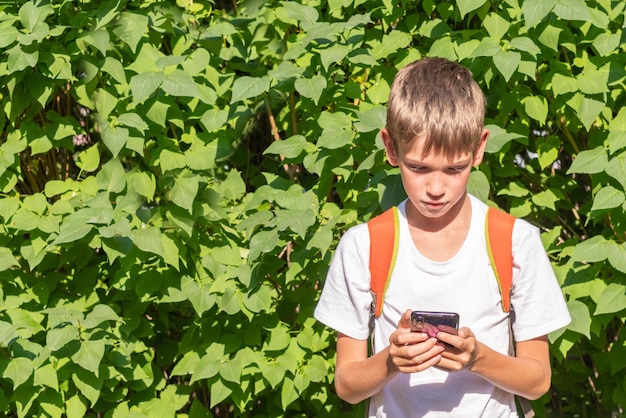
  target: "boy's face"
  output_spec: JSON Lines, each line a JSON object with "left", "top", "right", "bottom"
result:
{"left": 381, "top": 129, "right": 488, "bottom": 223}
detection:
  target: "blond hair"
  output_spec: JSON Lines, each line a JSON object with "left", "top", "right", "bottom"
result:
{"left": 386, "top": 57, "right": 486, "bottom": 158}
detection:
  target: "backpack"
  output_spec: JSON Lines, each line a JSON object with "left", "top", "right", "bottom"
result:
{"left": 367, "top": 205, "right": 516, "bottom": 318}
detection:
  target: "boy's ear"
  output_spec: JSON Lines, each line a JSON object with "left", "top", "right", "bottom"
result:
{"left": 381, "top": 129, "right": 399, "bottom": 166}
{"left": 472, "top": 129, "right": 489, "bottom": 166}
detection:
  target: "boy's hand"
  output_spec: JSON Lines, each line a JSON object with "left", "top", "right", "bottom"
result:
{"left": 388, "top": 310, "right": 445, "bottom": 373}
{"left": 434, "top": 327, "right": 479, "bottom": 371}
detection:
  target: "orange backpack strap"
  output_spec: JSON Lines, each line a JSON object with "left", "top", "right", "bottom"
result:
{"left": 367, "top": 207, "right": 400, "bottom": 318}
{"left": 485, "top": 207, "right": 516, "bottom": 313}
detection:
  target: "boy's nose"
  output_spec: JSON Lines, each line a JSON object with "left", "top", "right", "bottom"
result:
{"left": 426, "top": 173, "right": 445, "bottom": 196}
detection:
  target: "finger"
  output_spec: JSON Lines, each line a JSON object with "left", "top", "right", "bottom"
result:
{"left": 435, "top": 331, "right": 460, "bottom": 348}
{"left": 457, "top": 327, "right": 472, "bottom": 338}
{"left": 391, "top": 330, "right": 430, "bottom": 349}
{"left": 398, "top": 345, "right": 444, "bottom": 372}
{"left": 397, "top": 309, "right": 413, "bottom": 331}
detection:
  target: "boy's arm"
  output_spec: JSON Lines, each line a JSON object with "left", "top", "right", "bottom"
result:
{"left": 335, "top": 310, "right": 445, "bottom": 404}
{"left": 436, "top": 330, "right": 551, "bottom": 400}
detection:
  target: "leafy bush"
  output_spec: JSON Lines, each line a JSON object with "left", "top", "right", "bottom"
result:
{"left": 0, "top": 0, "right": 623, "bottom": 417}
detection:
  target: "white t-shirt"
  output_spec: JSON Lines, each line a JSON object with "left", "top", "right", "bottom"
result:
{"left": 314, "top": 195, "right": 571, "bottom": 418}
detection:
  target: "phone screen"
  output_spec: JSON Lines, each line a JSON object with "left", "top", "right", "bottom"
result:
{"left": 410, "top": 310, "right": 459, "bottom": 338}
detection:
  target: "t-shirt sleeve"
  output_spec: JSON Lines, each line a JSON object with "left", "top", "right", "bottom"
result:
{"left": 313, "top": 224, "right": 373, "bottom": 340}
{"left": 510, "top": 220, "right": 571, "bottom": 341}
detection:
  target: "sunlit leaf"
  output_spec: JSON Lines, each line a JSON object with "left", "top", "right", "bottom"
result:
{"left": 522, "top": 0, "right": 556, "bottom": 27}
{"left": 567, "top": 146, "right": 608, "bottom": 174}
{"left": 231, "top": 75, "right": 271, "bottom": 103}
{"left": 594, "top": 283, "right": 626, "bottom": 315}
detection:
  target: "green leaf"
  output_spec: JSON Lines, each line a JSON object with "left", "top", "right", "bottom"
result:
{"left": 275, "top": 209, "right": 316, "bottom": 238}
{"left": 114, "top": 12, "right": 149, "bottom": 53}
{"left": 551, "top": 73, "right": 578, "bottom": 96}
{"left": 130, "top": 72, "right": 164, "bottom": 104}
{"left": 354, "top": 106, "right": 386, "bottom": 133}
{"left": 369, "top": 30, "right": 412, "bottom": 60}
{"left": 168, "top": 176, "right": 199, "bottom": 212}
{"left": 522, "top": 0, "right": 556, "bottom": 27}
{"left": 162, "top": 69, "right": 200, "bottom": 97}
{"left": 83, "top": 305, "right": 120, "bottom": 329}
{"left": 181, "top": 276, "right": 216, "bottom": 316}
{"left": 101, "top": 126, "right": 129, "bottom": 158}
{"left": 294, "top": 75, "right": 327, "bottom": 105}
{"left": 606, "top": 153, "right": 626, "bottom": 190}
{"left": 19, "top": 2, "right": 54, "bottom": 31}
{"left": 220, "top": 357, "right": 242, "bottom": 383}
{"left": 263, "top": 324, "right": 291, "bottom": 352}
{"left": 576, "top": 96, "right": 605, "bottom": 131}
{"left": 281, "top": 378, "right": 299, "bottom": 409}
{"left": 72, "top": 370, "right": 103, "bottom": 406}
{"left": 566, "top": 146, "right": 608, "bottom": 174}
{"left": 53, "top": 220, "right": 94, "bottom": 245}
{"left": 590, "top": 186, "right": 624, "bottom": 211}
{"left": 77, "top": 28, "right": 110, "bottom": 55}
{"left": 492, "top": 50, "right": 521, "bottom": 82}
{"left": 607, "top": 243, "right": 626, "bottom": 274}
{"left": 577, "top": 66, "right": 610, "bottom": 95}
{"left": 483, "top": 13, "right": 510, "bottom": 41}
{"left": 531, "top": 189, "right": 559, "bottom": 210}
{"left": 608, "top": 108, "right": 626, "bottom": 154}
{"left": 128, "top": 171, "right": 156, "bottom": 200}
{"left": 457, "top": 0, "right": 487, "bottom": 18}
{"left": 129, "top": 228, "right": 164, "bottom": 257}
{"left": 66, "top": 395, "right": 87, "bottom": 418}
{"left": 282, "top": 1, "right": 319, "bottom": 29}
{"left": 248, "top": 230, "right": 278, "bottom": 260}
{"left": 509, "top": 37, "right": 541, "bottom": 56}
{"left": 219, "top": 287, "right": 244, "bottom": 315}
{"left": 209, "top": 380, "right": 232, "bottom": 408}
{"left": 593, "top": 32, "right": 621, "bottom": 56}
{"left": 6, "top": 44, "right": 39, "bottom": 73}
{"left": 594, "top": 283, "right": 626, "bottom": 315}
{"left": 571, "top": 235, "right": 611, "bottom": 263}
{"left": 71, "top": 340, "right": 105, "bottom": 374}
{"left": 536, "top": 136, "right": 560, "bottom": 169}
{"left": 244, "top": 285, "right": 273, "bottom": 313}
{"left": 553, "top": 0, "right": 592, "bottom": 22}
{"left": 470, "top": 37, "right": 501, "bottom": 57}
{"left": 0, "top": 247, "right": 19, "bottom": 271}
{"left": 76, "top": 144, "right": 100, "bottom": 173}
{"left": 3, "top": 357, "right": 33, "bottom": 390}
{"left": 303, "top": 355, "right": 328, "bottom": 382}
{"left": 320, "top": 43, "right": 350, "bottom": 72}
{"left": 264, "top": 135, "right": 315, "bottom": 159}
{"left": 46, "top": 325, "right": 79, "bottom": 351}
{"left": 316, "top": 128, "right": 353, "bottom": 150}
{"left": 171, "top": 352, "right": 200, "bottom": 377}
{"left": 467, "top": 170, "right": 490, "bottom": 203}
{"left": 230, "top": 75, "right": 271, "bottom": 103}
{"left": 566, "top": 300, "right": 591, "bottom": 339}
{"left": 219, "top": 169, "right": 246, "bottom": 202}
{"left": 34, "top": 364, "right": 59, "bottom": 392}
{"left": 497, "top": 181, "right": 529, "bottom": 197}
{"left": 523, "top": 95, "right": 548, "bottom": 123}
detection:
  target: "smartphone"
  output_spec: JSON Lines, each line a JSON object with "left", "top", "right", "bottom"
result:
{"left": 410, "top": 310, "right": 459, "bottom": 338}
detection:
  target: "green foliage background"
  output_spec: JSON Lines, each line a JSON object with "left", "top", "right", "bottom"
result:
{"left": 0, "top": 0, "right": 624, "bottom": 416}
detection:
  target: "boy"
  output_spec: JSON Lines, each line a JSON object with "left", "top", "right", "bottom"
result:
{"left": 313, "top": 57, "right": 571, "bottom": 417}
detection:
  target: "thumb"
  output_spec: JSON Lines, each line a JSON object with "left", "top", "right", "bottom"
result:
{"left": 398, "top": 309, "right": 413, "bottom": 331}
